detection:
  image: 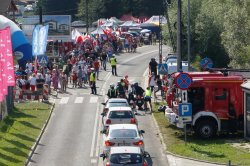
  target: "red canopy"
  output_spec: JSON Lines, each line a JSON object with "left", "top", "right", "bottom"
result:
{"left": 120, "top": 14, "right": 138, "bottom": 22}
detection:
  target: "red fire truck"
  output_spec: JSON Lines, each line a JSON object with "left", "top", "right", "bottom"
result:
{"left": 165, "top": 70, "right": 248, "bottom": 138}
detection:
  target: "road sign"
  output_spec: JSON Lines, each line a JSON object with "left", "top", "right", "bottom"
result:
{"left": 37, "top": 55, "right": 48, "bottom": 66}
{"left": 179, "top": 103, "right": 192, "bottom": 123}
{"left": 158, "top": 63, "right": 168, "bottom": 75}
{"left": 181, "top": 90, "right": 188, "bottom": 103}
{"left": 200, "top": 57, "right": 213, "bottom": 70}
{"left": 176, "top": 73, "right": 192, "bottom": 90}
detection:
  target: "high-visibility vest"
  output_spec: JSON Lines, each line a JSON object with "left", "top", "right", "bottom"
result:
{"left": 110, "top": 58, "right": 116, "bottom": 66}
{"left": 145, "top": 89, "right": 151, "bottom": 97}
{"left": 90, "top": 73, "right": 95, "bottom": 82}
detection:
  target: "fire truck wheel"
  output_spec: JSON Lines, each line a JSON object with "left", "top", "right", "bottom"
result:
{"left": 195, "top": 120, "right": 217, "bottom": 139}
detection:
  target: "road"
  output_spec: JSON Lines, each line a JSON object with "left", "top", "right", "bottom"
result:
{"left": 28, "top": 45, "right": 171, "bottom": 166}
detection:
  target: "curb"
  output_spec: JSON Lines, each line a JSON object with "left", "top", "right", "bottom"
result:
{"left": 151, "top": 112, "right": 229, "bottom": 166}
{"left": 25, "top": 99, "right": 55, "bottom": 166}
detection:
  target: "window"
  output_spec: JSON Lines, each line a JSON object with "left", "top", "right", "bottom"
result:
{"left": 110, "top": 129, "right": 138, "bottom": 138}
{"left": 108, "top": 111, "right": 133, "bottom": 119}
{"left": 214, "top": 88, "right": 227, "bottom": 100}
{"left": 109, "top": 102, "right": 129, "bottom": 107}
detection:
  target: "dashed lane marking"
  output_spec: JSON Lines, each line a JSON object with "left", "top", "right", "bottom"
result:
{"left": 74, "top": 97, "right": 84, "bottom": 103}
{"left": 59, "top": 97, "right": 69, "bottom": 104}
{"left": 89, "top": 96, "right": 98, "bottom": 103}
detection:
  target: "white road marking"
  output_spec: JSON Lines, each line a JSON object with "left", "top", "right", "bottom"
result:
{"left": 89, "top": 96, "right": 98, "bottom": 103}
{"left": 95, "top": 109, "right": 102, "bottom": 157}
{"left": 90, "top": 103, "right": 100, "bottom": 157}
{"left": 91, "top": 158, "right": 97, "bottom": 163}
{"left": 59, "top": 97, "right": 69, "bottom": 104}
{"left": 74, "top": 97, "right": 84, "bottom": 103}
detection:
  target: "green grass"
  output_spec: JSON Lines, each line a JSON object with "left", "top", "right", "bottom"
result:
{"left": 153, "top": 102, "right": 250, "bottom": 166}
{"left": 0, "top": 102, "right": 52, "bottom": 166}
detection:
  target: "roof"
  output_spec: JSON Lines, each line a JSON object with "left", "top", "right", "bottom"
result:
{"left": 109, "top": 124, "right": 138, "bottom": 130}
{"left": 108, "top": 98, "right": 128, "bottom": 102}
{"left": 109, "top": 107, "right": 132, "bottom": 111}
{"left": 110, "top": 146, "right": 141, "bottom": 154}
{"left": 241, "top": 80, "right": 250, "bottom": 91}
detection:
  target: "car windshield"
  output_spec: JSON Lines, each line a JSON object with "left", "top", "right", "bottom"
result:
{"left": 108, "top": 111, "right": 133, "bottom": 119}
{"left": 110, "top": 129, "right": 138, "bottom": 138}
{"left": 110, "top": 153, "right": 142, "bottom": 164}
{"left": 109, "top": 102, "right": 129, "bottom": 107}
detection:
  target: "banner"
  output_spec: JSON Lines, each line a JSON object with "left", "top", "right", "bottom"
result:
{"left": 32, "top": 25, "right": 40, "bottom": 56}
{"left": 5, "top": 27, "right": 15, "bottom": 86}
{"left": 32, "top": 25, "right": 49, "bottom": 56}
{"left": 0, "top": 29, "right": 8, "bottom": 96}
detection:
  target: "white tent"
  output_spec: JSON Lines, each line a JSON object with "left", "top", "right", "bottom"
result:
{"left": 120, "top": 21, "right": 140, "bottom": 27}
{"left": 90, "top": 27, "right": 105, "bottom": 35}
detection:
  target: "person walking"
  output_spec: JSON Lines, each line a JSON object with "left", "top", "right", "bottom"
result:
{"left": 148, "top": 72, "right": 156, "bottom": 92}
{"left": 93, "top": 58, "right": 100, "bottom": 80}
{"left": 101, "top": 51, "right": 107, "bottom": 70}
{"left": 144, "top": 86, "right": 152, "bottom": 112}
{"left": 89, "top": 68, "right": 97, "bottom": 95}
{"left": 110, "top": 55, "right": 117, "bottom": 76}
{"left": 149, "top": 58, "right": 158, "bottom": 77}
{"left": 107, "top": 84, "right": 118, "bottom": 98}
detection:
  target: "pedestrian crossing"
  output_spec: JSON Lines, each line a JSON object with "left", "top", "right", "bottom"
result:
{"left": 57, "top": 96, "right": 99, "bottom": 105}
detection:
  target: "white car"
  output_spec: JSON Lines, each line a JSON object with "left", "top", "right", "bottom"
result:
{"left": 100, "top": 146, "right": 149, "bottom": 166}
{"left": 103, "top": 124, "right": 145, "bottom": 154}
{"left": 102, "top": 107, "right": 137, "bottom": 130}
{"left": 102, "top": 98, "right": 129, "bottom": 114}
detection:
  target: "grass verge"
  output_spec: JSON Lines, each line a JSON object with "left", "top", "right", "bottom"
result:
{"left": 153, "top": 102, "right": 250, "bottom": 166}
{"left": 0, "top": 102, "right": 52, "bottom": 166}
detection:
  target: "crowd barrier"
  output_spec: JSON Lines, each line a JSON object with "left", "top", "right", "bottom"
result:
{"left": 13, "top": 84, "right": 49, "bottom": 101}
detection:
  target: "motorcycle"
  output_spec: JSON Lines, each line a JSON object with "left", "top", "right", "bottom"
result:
{"left": 136, "top": 95, "right": 144, "bottom": 110}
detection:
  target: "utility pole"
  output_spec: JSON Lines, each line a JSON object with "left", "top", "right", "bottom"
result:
{"left": 187, "top": 0, "right": 191, "bottom": 71}
{"left": 86, "top": 0, "right": 89, "bottom": 33}
{"left": 159, "top": 15, "right": 163, "bottom": 63}
{"left": 39, "top": 0, "right": 43, "bottom": 24}
{"left": 177, "top": 0, "right": 182, "bottom": 71}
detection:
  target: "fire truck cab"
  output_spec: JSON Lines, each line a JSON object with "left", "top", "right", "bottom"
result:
{"left": 165, "top": 71, "right": 245, "bottom": 138}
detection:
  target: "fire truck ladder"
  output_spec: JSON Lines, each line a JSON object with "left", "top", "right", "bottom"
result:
{"left": 209, "top": 68, "right": 250, "bottom": 78}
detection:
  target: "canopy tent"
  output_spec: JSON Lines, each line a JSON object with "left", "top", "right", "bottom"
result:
{"left": 90, "top": 27, "right": 105, "bottom": 35}
{"left": 120, "top": 21, "right": 140, "bottom": 27}
{"left": 109, "top": 17, "right": 124, "bottom": 25}
{"left": 92, "top": 18, "right": 106, "bottom": 27}
{"left": 0, "top": 15, "right": 32, "bottom": 67}
{"left": 143, "top": 15, "right": 167, "bottom": 26}
{"left": 101, "top": 20, "right": 118, "bottom": 29}
{"left": 120, "top": 14, "right": 138, "bottom": 22}
{"left": 71, "top": 20, "right": 86, "bottom": 28}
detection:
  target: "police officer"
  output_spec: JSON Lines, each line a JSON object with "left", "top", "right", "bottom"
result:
{"left": 107, "top": 84, "right": 118, "bottom": 98}
{"left": 89, "top": 68, "right": 97, "bottom": 94}
{"left": 110, "top": 55, "right": 117, "bottom": 76}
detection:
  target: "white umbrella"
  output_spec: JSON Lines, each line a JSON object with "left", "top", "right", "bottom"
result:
{"left": 141, "top": 29, "right": 151, "bottom": 33}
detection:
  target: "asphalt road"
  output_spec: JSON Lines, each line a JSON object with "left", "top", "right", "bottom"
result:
{"left": 28, "top": 45, "right": 171, "bottom": 166}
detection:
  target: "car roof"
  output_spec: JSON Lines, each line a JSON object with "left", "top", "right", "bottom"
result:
{"left": 109, "top": 124, "right": 138, "bottom": 130}
{"left": 110, "top": 146, "right": 141, "bottom": 154}
{"left": 109, "top": 107, "right": 132, "bottom": 111}
{"left": 108, "top": 98, "right": 128, "bottom": 102}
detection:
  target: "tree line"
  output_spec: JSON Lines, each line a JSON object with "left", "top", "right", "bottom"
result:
{"left": 164, "top": 0, "right": 250, "bottom": 68}
{"left": 38, "top": 0, "right": 250, "bottom": 68}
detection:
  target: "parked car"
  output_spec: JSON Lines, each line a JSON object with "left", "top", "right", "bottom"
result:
{"left": 102, "top": 98, "right": 129, "bottom": 114}
{"left": 100, "top": 146, "right": 149, "bottom": 166}
{"left": 102, "top": 124, "right": 145, "bottom": 154}
{"left": 102, "top": 107, "right": 137, "bottom": 130}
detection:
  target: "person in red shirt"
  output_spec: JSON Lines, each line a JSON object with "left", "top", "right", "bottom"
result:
{"left": 93, "top": 58, "right": 100, "bottom": 80}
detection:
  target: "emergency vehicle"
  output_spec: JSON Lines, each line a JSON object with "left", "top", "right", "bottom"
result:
{"left": 165, "top": 70, "right": 249, "bottom": 138}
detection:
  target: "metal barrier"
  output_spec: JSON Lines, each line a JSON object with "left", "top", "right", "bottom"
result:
{"left": 13, "top": 84, "right": 49, "bottom": 101}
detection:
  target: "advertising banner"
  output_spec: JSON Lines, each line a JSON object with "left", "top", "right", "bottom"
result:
{"left": 32, "top": 25, "right": 40, "bottom": 56}
{"left": 22, "top": 15, "right": 71, "bottom": 42}
{"left": 0, "top": 29, "right": 8, "bottom": 96}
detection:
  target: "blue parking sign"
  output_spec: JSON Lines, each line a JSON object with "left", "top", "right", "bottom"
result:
{"left": 179, "top": 103, "right": 192, "bottom": 117}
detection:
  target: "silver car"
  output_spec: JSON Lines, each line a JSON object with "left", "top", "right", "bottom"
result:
{"left": 103, "top": 124, "right": 145, "bottom": 154}
{"left": 102, "top": 107, "right": 137, "bottom": 130}
{"left": 100, "top": 146, "right": 149, "bottom": 166}
{"left": 102, "top": 98, "right": 129, "bottom": 114}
